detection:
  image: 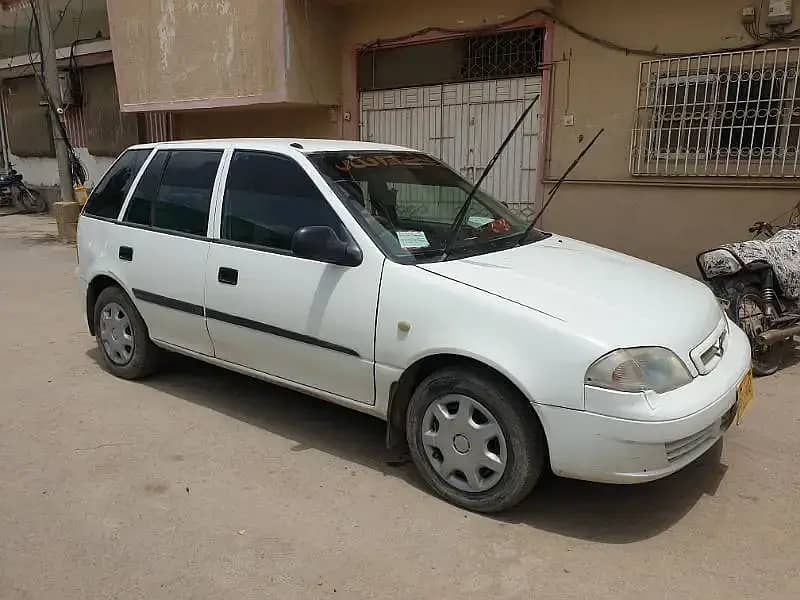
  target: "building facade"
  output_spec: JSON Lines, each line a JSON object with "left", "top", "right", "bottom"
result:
{"left": 6, "top": 0, "right": 800, "bottom": 276}
{"left": 0, "top": 0, "right": 173, "bottom": 194}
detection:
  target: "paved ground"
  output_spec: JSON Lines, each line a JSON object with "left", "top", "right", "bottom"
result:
{"left": 1, "top": 213, "right": 799, "bottom": 600}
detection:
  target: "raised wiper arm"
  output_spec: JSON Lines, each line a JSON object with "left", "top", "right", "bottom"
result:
{"left": 441, "top": 94, "right": 540, "bottom": 258}
{"left": 521, "top": 128, "right": 605, "bottom": 243}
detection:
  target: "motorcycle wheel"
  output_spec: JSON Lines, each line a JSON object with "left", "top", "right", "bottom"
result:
{"left": 733, "top": 286, "right": 782, "bottom": 376}
{"left": 20, "top": 187, "right": 47, "bottom": 213}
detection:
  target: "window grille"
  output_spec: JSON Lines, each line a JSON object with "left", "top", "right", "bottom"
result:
{"left": 462, "top": 29, "right": 544, "bottom": 81}
{"left": 630, "top": 47, "right": 800, "bottom": 177}
{"left": 358, "top": 28, "right": 544, "bottom": 91}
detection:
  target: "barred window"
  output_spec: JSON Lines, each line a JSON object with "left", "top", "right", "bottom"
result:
{"left": 358, "top": 28, "right": 544, "bottom": 91}
{"left": 631, "top": 47, "right": 800, "bottom": 177}
{"left": 462, "top": 29, "right": 544, "bottom": 81}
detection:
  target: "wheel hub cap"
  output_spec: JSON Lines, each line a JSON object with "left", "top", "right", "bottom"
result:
{"left": 452, "top": 434, "right": 470, "bottom": 454}
{"left": 99, "top": 302, "right": 134, "bottom": 365}
{"left": 421, "top": 394, "right": 508, "bottom": 493}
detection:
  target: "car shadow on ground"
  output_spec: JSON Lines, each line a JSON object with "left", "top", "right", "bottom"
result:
{"left": 91, "top": 349, "right": 730, "bottom": 544}
{"left": 499, "top": 441, "right": 726, "bottom": 543}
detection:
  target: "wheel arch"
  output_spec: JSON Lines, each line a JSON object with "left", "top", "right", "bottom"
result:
{"left": 385, "top": 353, "right": 548, "bottom": 457}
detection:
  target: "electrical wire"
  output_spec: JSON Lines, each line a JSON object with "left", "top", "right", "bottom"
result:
{"left": 361, "top": 8, "right": 800, "bottom": 58}
{"left": 743, "top": 16, "right": 758, "bottom": 41}
{"left": 53, "top": 0, "right": 75, "bottom": 33}
{"left": 68, "top": 0, "right": 89, "bottom": 99}
{"left": 26, "top": 2, "right": 86, "bottom": 185}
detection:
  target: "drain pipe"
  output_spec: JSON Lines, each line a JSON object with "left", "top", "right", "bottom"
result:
{"left": 0, "top": 87, "right": 9, "bottom": 172}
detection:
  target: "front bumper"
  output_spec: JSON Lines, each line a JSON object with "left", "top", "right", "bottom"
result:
{"left": 536, "top": 325, "right": 752, "bottom": 484}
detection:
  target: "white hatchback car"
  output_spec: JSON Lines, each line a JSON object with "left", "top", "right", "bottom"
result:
{"left": 77, "top": 139, "right": 753, "bottom": 512}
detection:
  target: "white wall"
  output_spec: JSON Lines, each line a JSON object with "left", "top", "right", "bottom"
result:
{"left": 7, "top": 148, "right": 115, "bottom": 189}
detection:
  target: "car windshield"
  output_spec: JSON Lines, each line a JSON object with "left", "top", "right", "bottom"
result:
{"left": 308, "top": 151, "right": 546, "bottom": 263}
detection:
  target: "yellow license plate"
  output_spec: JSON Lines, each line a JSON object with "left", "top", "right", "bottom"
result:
{"left": 736, "top": 370, "right": 754, "bottom": 425}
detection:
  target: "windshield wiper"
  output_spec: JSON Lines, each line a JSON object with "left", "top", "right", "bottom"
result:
{"left": 443, "top": 231, "right": 528, "bottom": 259}
{"left": 520, "top": 128, "right": 605, "bottom": 244}
{"left": 440, "top": 94, "right": 540, "bottom": 259}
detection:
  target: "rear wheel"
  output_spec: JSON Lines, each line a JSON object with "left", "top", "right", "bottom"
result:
{"left": 733, "top": 286, "right": 782, "bottom": 376}
{"left": 93, "top": 286, "right": 160, "bottom": 379}
{"left": 406, "top": 367, "right": 544, "bottom": 513}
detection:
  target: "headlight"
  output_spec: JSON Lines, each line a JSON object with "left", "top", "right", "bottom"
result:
{"left": 697, "top": 249, "right": 742, "bottom": 279}
{"left": 585, "top": 347, "right": 692, "bottom": 394}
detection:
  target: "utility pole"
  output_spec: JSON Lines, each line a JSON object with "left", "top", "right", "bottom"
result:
{"left": 31, "top": 0, "right": 78, "bottom": 240}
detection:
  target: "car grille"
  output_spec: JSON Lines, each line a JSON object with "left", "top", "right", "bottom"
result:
{"left": 664, "top": 422, "right": 719, "bottom": 463}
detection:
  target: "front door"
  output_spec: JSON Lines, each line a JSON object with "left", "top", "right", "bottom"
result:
{"left": 115, "top": 148, "right": 224, "bottom": 356}
{"left": 204, "top": 150, "right": 381, "bottom": 404}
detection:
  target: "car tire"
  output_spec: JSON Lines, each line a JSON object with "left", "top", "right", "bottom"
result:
{"left": 93, "top": 286, "right": 160, "bottom": 379}
{"left": 406, "top": 366, "right": 545, "bottom": 513}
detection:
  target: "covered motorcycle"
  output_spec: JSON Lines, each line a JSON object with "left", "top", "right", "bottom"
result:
{"left": 697, "top": 229, "right": 800, "bottom": 375}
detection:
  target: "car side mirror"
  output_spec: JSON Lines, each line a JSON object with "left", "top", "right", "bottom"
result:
{"left": 291, "top": 226, "right": 362, "bottom": 266}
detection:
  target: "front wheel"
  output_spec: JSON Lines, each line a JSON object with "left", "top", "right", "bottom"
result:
{"left": 406, "top": 367, "right": 545, "bottom": 513}
{"left": 732, "top": 286, "right": 782, "bottom": 376}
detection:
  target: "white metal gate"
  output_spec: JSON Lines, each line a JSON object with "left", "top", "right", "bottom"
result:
{"left": 359, "top": 77, "right": 542, "bottom": 218}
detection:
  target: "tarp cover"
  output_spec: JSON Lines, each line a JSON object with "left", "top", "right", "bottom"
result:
{"left": 724, "top": 229, "right": 800, "bottom": 299}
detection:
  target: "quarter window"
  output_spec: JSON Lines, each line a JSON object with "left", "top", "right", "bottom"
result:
{"left": 83, "top": 149, "right": 150, "bottom": 219}
{"left": 221, "top": 151, "right": 344, "bottom": 252}
{"left": 125, "top": 151, "right": 167, "bottom": 227}
{"left": 124, "top": 149, "right": 222, "bottom": 236}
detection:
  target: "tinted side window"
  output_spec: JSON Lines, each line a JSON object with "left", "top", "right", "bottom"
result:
{"left": 125, "top": 150, "right": 168, "bottom": 227}
{"left": 124, "top": 150, "right": 222, "bottom": 236}
{"left": 221, "top": 151, "right": 342, "bottom": 251}
{"left": 83, "top": 149, "right": 150, "bottom": 218}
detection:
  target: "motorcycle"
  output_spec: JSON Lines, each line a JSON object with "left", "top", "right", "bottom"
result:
{"left": 0, "top": 164, "right": 47, "bottom": 213}
{"left": 697, "top": 221, "right": 800, "bottom": 376}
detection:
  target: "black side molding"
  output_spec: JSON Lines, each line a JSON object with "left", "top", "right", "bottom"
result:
{"left": 132, "top": 288, "right": 204, "bottom": 316}
{"left": 130, "top": 288, "right": 360, "bottom": 358}
{"left": 205, "top": 309, "right": 360, "bottom": 357}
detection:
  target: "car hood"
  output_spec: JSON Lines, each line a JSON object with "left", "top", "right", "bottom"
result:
{"left": 419, "top": 236, "right": 722, "bottom": 357}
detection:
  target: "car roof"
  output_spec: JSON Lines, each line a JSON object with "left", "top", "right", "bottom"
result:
{"left": 128, "top": 138, "right": 415, "bottom": 154}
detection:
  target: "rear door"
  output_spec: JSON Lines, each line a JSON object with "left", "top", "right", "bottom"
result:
{"left": 204, "top": 150, "right": 382, "bottom": 404}
{"left": 116, "top": 147, "right": 225, "bottom": 355}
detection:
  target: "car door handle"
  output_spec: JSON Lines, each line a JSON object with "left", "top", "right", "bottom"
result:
{"left": 119, "top": 246, "right": 133, "bottom": 261}
{"left": 218, "top": 267, "right": 238, "bottom": 286}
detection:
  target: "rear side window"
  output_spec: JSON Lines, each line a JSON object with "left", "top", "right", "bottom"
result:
{"left": 83, "top": 149, "right": 150, "bottom": 219}
{"left": 124, "top": 149, "right": 222, "bottom": 236}
{"left": 221, "top": 151, "right": 343, "bottom": 252}
{"left": 124, "top": 151, "right": 168, "bottom": 227}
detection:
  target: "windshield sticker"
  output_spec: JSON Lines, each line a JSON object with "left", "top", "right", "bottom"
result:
{"left": 467, "top": 216, "right": 494, "bottom": 228}
{"left": 334, "top": 154, "right": 438, "bottom": 172}
{"left": 396, "top": 230, "right": 430, "bottom": 249}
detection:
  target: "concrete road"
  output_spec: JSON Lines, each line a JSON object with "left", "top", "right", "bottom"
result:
{"left": 1, "top": 214, "right": 799, "bottom": 600}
